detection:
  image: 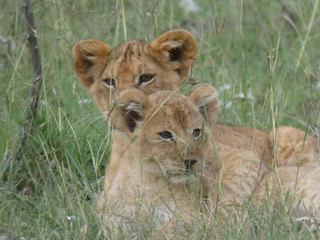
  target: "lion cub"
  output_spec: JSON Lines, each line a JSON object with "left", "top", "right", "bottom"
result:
{"left": 73, "top": 29, "right": 198, "bottom": 116}
{"left": 96, "top": 85, "right": 219, "bottom": 234}
{"left": 97, "top": 84, "right": 320, "bottom": 234}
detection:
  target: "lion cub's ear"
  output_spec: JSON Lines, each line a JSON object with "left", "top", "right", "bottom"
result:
{"left": 150, "top": 29, "right": 198, "bottom": 78}
{"left": 114, "top": 89, "right": 149, "bottom": 134}
{"left": 73, "top": 39, "right": 112, "bottom": 88}
{"left": 189, "top": 84, "right": 220, "bottom": 124}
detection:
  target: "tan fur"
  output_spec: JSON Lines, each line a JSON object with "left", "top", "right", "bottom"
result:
{"left": 205, "top": 142, "right": 320, "bottom": 221}
{"left": 73, "top": 29, "right": 198, "bottom": 116}
{"left": 212, "top": 125, "right": 319, "bottom": 167}
{"left": 189, "top": 86, "right": 320, "bottom": 219}
{"left": 97, "top": 85, "right": 320, "bottom": 234}
{"left": 72, "top": 30, "right": 320, "bottom": 230}
{"left": 269, "top": 126, "right": 319, "bottom": 167}
{"left": 188, "top": 85, "right": 319, "bottom": 168}
{"left": 73, "top": 30, "right": 319, "bottom": 168}
{"left": 96, "top": 87, "right": 218, "bottom": 234}
{"left": 253, "top": 166, "right": 320, "bottom": 218}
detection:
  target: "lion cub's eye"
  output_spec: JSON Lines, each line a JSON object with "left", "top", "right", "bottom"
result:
{"left": 138, "top": 74, "right": 154, "bottom": 85}
{"left": 103, "top": 78, "right": 116, "bottom": 88}
{"left": 192, "top": 129, "right": 201, "bottom": 139}
{"left": 159, "top": 131, "right": 173, "bottom": 140}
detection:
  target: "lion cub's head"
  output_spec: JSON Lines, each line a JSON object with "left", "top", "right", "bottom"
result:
{"left": 113, "top": 84, "right": 219, "bottom": 183}
{"left": 73, "top": 30, "right": 198, "bottom": 116}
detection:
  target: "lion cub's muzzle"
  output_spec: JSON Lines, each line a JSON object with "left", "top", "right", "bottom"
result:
{"left": 184, "top": 159, "right": 197, "bottom": 172}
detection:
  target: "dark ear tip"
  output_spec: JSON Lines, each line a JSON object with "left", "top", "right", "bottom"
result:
{"left": 125, "top": 109, "right": 143, "bottom": 132}
{"left": 169, "top": 47, "right": 183, "bottom": 61}
{"left": 115, "top": 89, "right": 149, "bottom": 133}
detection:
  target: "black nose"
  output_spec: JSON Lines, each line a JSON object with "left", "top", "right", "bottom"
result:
{"left": 184, "top": 159, "right": 197, "bottom": 172}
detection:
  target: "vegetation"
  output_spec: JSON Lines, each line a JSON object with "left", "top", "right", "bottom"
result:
{"left": 0, "top": 0, "right": 319, "bottom": 239}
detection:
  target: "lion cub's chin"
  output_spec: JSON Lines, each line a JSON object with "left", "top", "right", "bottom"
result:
{"left": 169, "top": 173, "right": 196, "bottom": 184}
{"left": 166, "top": 172, "right": 198, "bottom": 184}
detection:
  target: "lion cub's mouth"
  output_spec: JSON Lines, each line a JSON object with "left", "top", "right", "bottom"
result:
{"left": 155, "top": 161, "right": 198, "bottom": 183}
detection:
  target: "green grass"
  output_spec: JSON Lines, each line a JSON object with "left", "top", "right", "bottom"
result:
{"left": 0, "top": 0, "right": 319, "bottom": 239}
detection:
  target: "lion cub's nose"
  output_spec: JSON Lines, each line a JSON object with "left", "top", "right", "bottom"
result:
{"left": 184, "top": 159, "right": 197, "bottom": 172}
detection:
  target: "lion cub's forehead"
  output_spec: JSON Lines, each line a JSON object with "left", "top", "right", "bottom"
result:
{"left": 104, "top": 40, "right": 156, "bottom": 80}
{"left": 149, "top": 92, "right": 200, "bottom": 130}
{"left": 112, "top": 40, "right": 151, "bottom": 62}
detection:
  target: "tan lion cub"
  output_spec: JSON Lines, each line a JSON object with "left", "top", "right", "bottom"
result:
{"left": 96, "top": 85, "right": 219, "bottom": 234}
{"left": 96, "top": 84, "right": 320, "bottom": 235}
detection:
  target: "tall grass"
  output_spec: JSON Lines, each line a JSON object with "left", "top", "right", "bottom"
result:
{"left": 0, "top": 0, "right": 319, "bottom": 239}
